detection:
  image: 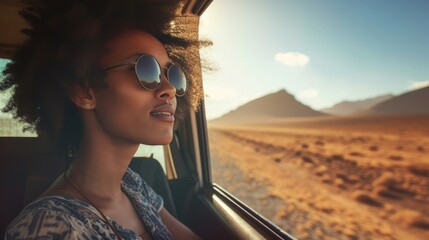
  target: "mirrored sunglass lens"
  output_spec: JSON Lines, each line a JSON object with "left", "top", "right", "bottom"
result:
{"left": 136, "top": 55, "right": 161, "bottom": 89}
{"left": 168, "top": 65, "right": 187, "bottom": 96}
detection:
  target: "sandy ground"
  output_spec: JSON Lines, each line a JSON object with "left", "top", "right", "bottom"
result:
{"left": 208, "top": 114, "right": 429, "bottom": 240}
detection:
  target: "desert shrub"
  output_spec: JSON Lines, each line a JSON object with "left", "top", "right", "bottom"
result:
{"left": 374, "top": 186, "right": 402, "bottom": 200}
{"left": 373, "top": 172, "right": 396, "bottom": 189}
{"left": 388, "top": 155, "right": 403, "bottom": 161}
{"left": 369, "top": 145, "right": 379, "bottom": 151}
{"left": 302, "top": 156, "right": 314, "bottom": 164}
{"left": 408, "top": 162, "right": 429, "bottom": 177}
{"left": 350, "top": 151, "right": 364, "bottom": 157}
{"left": 331, "top": 154, "right": 344, "bottom": 160}
{"left": 391, "top": 209, "right": 429, "bottom": 230}
{"left": 315, "top": 165, "right": 328, "bottom": 176}
{"left": 321, "top": 175, "right": 332, "bottom": 184}
{"left": 352, "top": 190, "right": 383, "bottom": 207}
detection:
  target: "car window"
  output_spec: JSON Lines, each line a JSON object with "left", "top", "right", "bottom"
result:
{"left": 134, "top": 144, "right": 167, "bottom": 173}
{"left": 0, "top": 58, "right": 36, "bottom": 137}
{"left": 1, "top": 58, "right": 167, "bottom": 172}
{"left": 200, "top": 1, "right": 429, "bottom": 240}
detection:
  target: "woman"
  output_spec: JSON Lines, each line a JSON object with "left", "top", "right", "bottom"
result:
{"left": 2, "top": 0, "right": 205, "bottom": 239}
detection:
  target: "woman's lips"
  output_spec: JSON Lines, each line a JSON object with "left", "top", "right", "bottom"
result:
{"left": 150, "top": 111, "right": 175, "bottom": 122}
{"left": 150, "top": 104, "right": 175, "bottom": 122}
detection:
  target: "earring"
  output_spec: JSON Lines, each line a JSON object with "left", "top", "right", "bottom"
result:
{"left": 85, "top": 104, "right": 91, "bottom": 109}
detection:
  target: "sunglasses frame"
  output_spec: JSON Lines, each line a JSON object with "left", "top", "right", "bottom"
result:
{"left": 104, "top": 54, "right": 188, "bottom": 97}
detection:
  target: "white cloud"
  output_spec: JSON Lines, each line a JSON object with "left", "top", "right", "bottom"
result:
{"left": 275, "top": 52, "right": 310, "bottom": 67}
{"left": 299, "top": 88, "right": 319, "bottom": 98}
{"left": 409, "top": 80, "right": 429, "bottom": 90}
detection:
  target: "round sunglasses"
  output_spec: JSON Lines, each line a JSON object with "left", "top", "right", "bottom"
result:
{"left": 104, "top": 54, "right": 188, "bottom": 97}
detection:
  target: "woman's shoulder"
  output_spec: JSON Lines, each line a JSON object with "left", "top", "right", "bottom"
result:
{"left": 123, "top": 168, "right": 164, "bottom": 212}
{"left": 6, "top": 196, "right": 107, "bottom": 239}
{"left": 122, "top": 167, "right": 151, "bottom": 194}
{"left": 18, "top": 195, "right": 98, "bottom": 219}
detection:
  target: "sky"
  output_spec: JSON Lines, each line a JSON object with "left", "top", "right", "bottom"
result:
{"left": 199, "top": 0, "right": 429, "bottom": 120}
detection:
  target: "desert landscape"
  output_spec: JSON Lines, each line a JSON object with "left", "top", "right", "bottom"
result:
{"left": 208, "top": 87, "right": 429, "bottom": 240}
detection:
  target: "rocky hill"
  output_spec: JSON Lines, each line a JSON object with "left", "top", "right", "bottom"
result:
{"left": 366, "top": 86, "right": 429, "bottom": 115}
{"left": 322, "top": 94, "right": 394, "bottom": 115}
{"left": 210, "top": 89, "right": 324, "bottom": 125}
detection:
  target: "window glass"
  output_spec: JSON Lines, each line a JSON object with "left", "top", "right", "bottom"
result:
{"left": 200, "top": 1, "right": 429, "bottom": 240}
{"left": 0, "top": 58, "right": 36, "bottom": 137}
{"left": 134, "top": 144, "right": 166, "bottom": 173}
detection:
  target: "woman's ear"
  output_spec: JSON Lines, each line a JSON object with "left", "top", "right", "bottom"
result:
{"left": 69, "top": 84, "right": 97, "bottom": 110}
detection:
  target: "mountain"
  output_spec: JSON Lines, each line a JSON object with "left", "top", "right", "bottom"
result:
{"left": 210, "top": 89, "right": 324, "bottom": 125}
{"left": 366, "top": 86, "right": 429, "bottom": 115}
{"left": 321, "top": 94, "right": 394, "bottom": 115}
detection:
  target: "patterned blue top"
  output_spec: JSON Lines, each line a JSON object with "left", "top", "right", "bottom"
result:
{"left": 6, "top": 168, "right": 173, "bottom": 239}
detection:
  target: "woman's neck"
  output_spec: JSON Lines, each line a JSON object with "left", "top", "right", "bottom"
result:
{"left": 67, "top": 130, "right": 139, "bottom": 208}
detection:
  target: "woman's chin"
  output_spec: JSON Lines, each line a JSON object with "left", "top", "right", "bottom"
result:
{"left": 140, "top": 134, "right": 174, "bottom": 146}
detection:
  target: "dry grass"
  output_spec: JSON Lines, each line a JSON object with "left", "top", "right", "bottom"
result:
{"left": 208, "top": 114, "right": 429, "bottom": 240}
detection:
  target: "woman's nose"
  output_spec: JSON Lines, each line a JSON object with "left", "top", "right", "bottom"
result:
{"left": 156, "top": 73, "right": 176, "bottom": 101}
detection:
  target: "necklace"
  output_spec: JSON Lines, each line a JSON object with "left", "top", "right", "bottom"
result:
{"left": 63, "top": 172, "right": 148, "bottom": 239}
